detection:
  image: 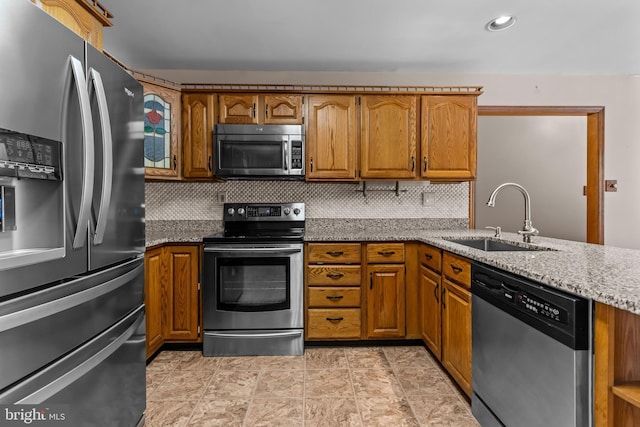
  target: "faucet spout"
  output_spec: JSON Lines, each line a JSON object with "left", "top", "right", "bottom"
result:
{"left": 486, "top": 182, "right": 539, "bottom": 242}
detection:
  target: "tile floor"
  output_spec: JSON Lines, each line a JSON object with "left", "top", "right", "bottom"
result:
{"left": 145, "top": 345, "right": 479, "bottom": 426}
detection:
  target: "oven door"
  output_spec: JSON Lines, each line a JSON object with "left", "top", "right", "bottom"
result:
{"left": 202, "top": 243, "right": 303, "bottom": 330}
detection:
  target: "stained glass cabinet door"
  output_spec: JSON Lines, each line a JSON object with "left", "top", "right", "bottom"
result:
{"left": 141, "top": 81, "right": 181, "bottom": 179}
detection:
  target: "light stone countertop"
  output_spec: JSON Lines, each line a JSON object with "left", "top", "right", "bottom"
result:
{"left": 146, "top": 219, "right": 640, "bottom": 315}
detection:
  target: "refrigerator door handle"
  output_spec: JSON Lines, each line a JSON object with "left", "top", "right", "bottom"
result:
{"left": 88, "top": 67, "right": 113, "bottom": 245}
{"left": 14, "top": 307, "right": 144, "bottom": 404}
{"left": 69, "top": 55, "right": 95, "bottom": 250}
{"left": 0, "top": 262, "right": 142, "bottom": 333}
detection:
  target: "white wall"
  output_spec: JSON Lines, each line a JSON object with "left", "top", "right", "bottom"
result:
{"left": 142, "top": 70, "right": 640, "bottom": 249}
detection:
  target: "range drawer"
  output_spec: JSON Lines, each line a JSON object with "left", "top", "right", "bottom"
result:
{"left": 307, "top": 243, "right": 361, "bottom": 264}
{"left": 366, "top": 243, "right": 405, "bottom": 263}
{"left": 308, "top": 287, "right": 361, "bottom": 308}
{"left": 419, "top": 244, "right": 442, "bottom": 273}
{"left": 442, "top": 251, "right": 471, "bottom": 287}
{"left": 307, "top": 265, "right": 361, "bottom": 286}
{"left": 307, "top": 309, "right": 361, "bottom": 339}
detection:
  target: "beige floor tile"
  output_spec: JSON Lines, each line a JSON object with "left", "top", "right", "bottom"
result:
{"left": 175, "top": 352, "right": 221, "bottom": 371}
{"left": 256, "top": 355, "right": 305, "bottom": 370}
{"left": 357, "top": 396, "right": 420, "bottom": 427}
{"left": 254, "top": 369, "right": 304, "bottom": 398}
{"left": 187, "top": 398, "right": 249, "bottom": 427}
{"left": 146, "top": 357, "right": 178, "bottom": 373}
{"left": 144, "top": 400, "right": 194, "bottom": 427}
{"left": 245, "top": 398, "right": 303, "bottom": 427}
{"left": 305, "top": 397, "right": 362, "bottom": 427}
{"left": 146, "top": 370, "right": 168, "bottom": 397}
{"left": 408, "top": 395, "right": 479, "bottom": 426}
{"left": 350, "top": 368, "right": 404, "bottom": 397}
{"left": 217, "top": 356, "right": 266, "bottom": 371}
{"left": 305, "top": 369, "right": 354, "bottom": 397}
{"left": 384, "top": 345, "right": 438, "bottom": 367}
{"left": 393, "top": 366, "right": 457, "bottom": 396}
{"left": 203, "top": 370, "right": 259, "bottom": 399}
{"left": 149, "top": 378, "right": 209, "bottom": 401}
{"left": 305, "top": 347, "right": 348, "bottom": 369}
{"left": 345, "top": 347, "right": 390, "bottom": 369}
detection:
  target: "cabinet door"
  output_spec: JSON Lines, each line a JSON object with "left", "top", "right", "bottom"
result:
{"left": 142, "top": 81, "right": 181, "bottom": 179}
{"left": 144, "top": 248, "right": 164, "bottom": 359}
{"left": 264, "top": 94, "right": 303, "bottom": 124}
{"left": 366, "top": 264, "right": 405, "bottom": 338}
{"left": 421, "top": 95, "right": 477, "bottom": 180}
{"left": 182, "top": 93, "right": 214, "bottom": 178}
{"left": 441, "top": 278, "right": 472, "bottom": 396}
{"left": 420, "top": 265, "right": 441, "bottom": 359}
{"left": 361, "top": 95, "right": 418, "bottom": 179}
{"left": 218, "top": 94, "right": 259, "bottom": 124}
{"left": 163, "top": 245, "right": 200, "bottom": 341}
{"left": 306, "top": 95, "right": 358, "bottom": 180}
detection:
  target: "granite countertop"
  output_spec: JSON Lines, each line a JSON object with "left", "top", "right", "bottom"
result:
{"left": 146, "top": 219, "right": 640, "bottom": 315}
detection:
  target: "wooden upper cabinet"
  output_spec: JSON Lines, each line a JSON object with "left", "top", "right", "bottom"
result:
{"left": 182, "top": 93, "right": 214, "bottom": 179}
{"left": 142, "top": 81, "right": 181, "bottom": 180}
{"left": 421, "top": 95, "right": 477, "bottom": 181}
{"left": 35, "top": 0, "right": 113, "bottom": 50}
{"left": 219, "top": 94, "right": 303, "bottom": 124}
{"left": 264, "top": 95, "right": 303, "bottom": 124}
{"left": 306, "top": 95, "right": 358, "bottom": 180}
{"left": 361, "top": 95, "right": 418, "bottom": 179}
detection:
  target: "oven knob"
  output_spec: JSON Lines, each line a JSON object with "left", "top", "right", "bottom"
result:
{"left": 293, "top": 208, "right": 301, "bottom": 216}
{"left": 237, "top": 207, "right": 245, "bottom": 216}
{"left": 227, "top": 208, "right": 235, "bottom": 216}
{"left": 284, "top": 207, "right": 291, "bottom": 215}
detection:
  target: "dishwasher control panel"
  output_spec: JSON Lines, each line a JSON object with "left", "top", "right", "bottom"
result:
{"left": 518, "top": 293, "right": 567, "bottom": 324}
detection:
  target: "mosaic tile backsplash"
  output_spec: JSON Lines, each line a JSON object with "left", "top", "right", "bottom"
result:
{"left": 145, "top": 181, "right": 469, "bottom": 221}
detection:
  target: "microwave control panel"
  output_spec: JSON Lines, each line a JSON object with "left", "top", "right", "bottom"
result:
{"left": 0, "top": 128, "right": 63, "bottom": 180}
{"left": 291, "top": 141, "right": 303, "bottom": 170}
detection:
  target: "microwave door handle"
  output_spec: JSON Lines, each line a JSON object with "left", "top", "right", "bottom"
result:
{"left": 69, "top": 56, "right": 95, "bottom": 250}
{"left": 283, "top": 140, "right": 289, "bottom": 171}
{"left": 88, "top": 68, "right": 113, "bottom": 245}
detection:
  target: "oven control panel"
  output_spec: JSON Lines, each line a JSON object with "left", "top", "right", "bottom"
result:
{"left": 223, "top": 203, "right": 305, "bottom": 221}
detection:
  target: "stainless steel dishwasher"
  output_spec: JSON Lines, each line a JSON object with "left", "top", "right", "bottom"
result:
{"left": 471, "top": 262, "right": 592, "bottom": 427}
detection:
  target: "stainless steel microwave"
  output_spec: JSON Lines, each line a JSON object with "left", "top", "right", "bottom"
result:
{"left": 214, "top": 124, "right": 305, "bottom": 179}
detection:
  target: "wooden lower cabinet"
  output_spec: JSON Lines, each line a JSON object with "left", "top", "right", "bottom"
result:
{"left": 366, "top": 264, "right": 406, "bottom": 338}
{"left": 144, "top": 244, "right": 202, "bottom": 359}
{"left": 420, "top": 264, "right": 442, "bottom": 359}
{"left": 441, "top": 277, "right": 472, "bottom": 397}
{"left": 144, "top": 247, "right": 164, "bottom": 359}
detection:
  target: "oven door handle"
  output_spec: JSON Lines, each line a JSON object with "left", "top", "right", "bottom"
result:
{"left": 204, "top": 247, "right": 302, "bottom": 256}
{"left": 206, "top": 331, "right": 303, "bottom": 338}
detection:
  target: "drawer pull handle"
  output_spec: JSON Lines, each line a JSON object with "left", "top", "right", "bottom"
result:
{"left": 451, "top": 264, "right": 463, "bottom": 273}
{"left": 326, "top": 317, "right": 344, "bottom": 322}
{"left": 326, "top": 295, "right": 344, "bottom": 301}
{"left": 326, "top": 272, "right": 345, "bottom": 279}
{"left": 378, "top": 251, "right": 396, "bottom": 256}
{"left": 424, "top": 254, "right": 433, "bottom": 260}
{"left": 326, "top": 251, "right": 344, "bottom": 256}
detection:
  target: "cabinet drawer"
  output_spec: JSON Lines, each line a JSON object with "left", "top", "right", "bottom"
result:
{"left": 419, "top": 244, "right": 442, "bottom": 272}
{"left": 308, "top": 287, "right": 361, "bottom": 308}
{"left": 367, "top": 243, "right": 405, "bottom": 263}
{"left": 307, "top": 265, "right": 361, "bottom": 286}
{"left": 442, "top": 252, "right": 471, "bottom": 287}
{"left": 308, "top": 243, "right": 361, "bottom": 264}
{"left": 307, "top": 309, "right": 361, "bottom": 339}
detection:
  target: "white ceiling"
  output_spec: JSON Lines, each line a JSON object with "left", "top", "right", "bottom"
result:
{"left": 102, "top": 0, "right": 640, "bottom": 78}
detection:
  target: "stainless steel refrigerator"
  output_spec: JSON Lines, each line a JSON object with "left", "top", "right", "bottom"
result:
{"left": 0, "top": 1, "right": 145, "bottom": 425}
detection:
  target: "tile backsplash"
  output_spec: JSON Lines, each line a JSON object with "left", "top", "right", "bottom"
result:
{"left": 145, "top": 181, "right": 469, "bottom": 221}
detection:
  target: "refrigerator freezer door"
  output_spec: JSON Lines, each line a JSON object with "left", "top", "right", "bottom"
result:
{"left": 0, "top": 306, "right": 146, "bottom": 427}
{"left": 0, "top": 1, "right": 90, "bottom": 297}
{"left": 86, "top": 45, "right": 145, "bottom": 271}
{"left": 0, "top": 257, "right": 143, "bottom": 392}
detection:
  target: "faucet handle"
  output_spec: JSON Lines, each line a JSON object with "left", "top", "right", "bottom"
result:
{"left": 485, "top": 226, "right": 502, "bottom": 238}
{"left": 517, "top": 227, "right": 539, "bottom": 243}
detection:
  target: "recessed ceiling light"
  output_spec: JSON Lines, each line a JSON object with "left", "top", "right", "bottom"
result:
{"left": 486, "top": 15, "right": 517, "bottom": 32}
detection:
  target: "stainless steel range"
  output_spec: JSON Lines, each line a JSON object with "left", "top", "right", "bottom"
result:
{"left": 202, "top": 202, "right": 305, "bottom": 356}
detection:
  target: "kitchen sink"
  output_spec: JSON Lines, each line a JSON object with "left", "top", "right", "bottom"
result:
{"left": 445, "top": 238, "right": 548, "bottom": 252}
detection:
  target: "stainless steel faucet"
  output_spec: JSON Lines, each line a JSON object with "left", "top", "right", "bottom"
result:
{"left": 486, "top": 182, "right": 539, "bottom": 242}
